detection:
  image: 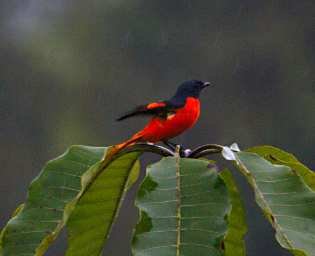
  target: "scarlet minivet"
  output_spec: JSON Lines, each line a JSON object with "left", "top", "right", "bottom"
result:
{"left": 115, "top": 80, "right": 211, "bottom": 152}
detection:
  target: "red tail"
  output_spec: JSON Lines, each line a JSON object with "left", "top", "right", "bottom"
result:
{"left": 110, "top": 132, "right": 144, "bottom": 157}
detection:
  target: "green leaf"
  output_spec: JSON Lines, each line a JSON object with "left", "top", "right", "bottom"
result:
{"left": 132, "top": 157, "right": 233, "bottom": 256}
{"left": 0, "top": 145, "right": 140, "bottom": 256}
{"left": 248, "top": 145, "right": 315, "bottom": 190}
{"left": 126, "top": 160, "right": 141, "bottom": 190}
{"left": 0, "top": 204, "right": 25, "bottom": 255}
{"left": 65, "top": 153, "right": 140, "bottom": 256}
{"left": 220, "top": 170, "right": 247, "bottom": 256}
{"left": 0, "top": 145, "right": 106, "bottom": 256}
{"left": 233, "top": 150, "right": 315, "bottom": 256}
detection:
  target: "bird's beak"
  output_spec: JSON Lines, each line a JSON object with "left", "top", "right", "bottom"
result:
{"left": 202, "top": 82, "right": 211, "bottom": 89}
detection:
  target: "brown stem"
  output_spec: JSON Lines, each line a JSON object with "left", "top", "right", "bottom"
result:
{"left": 112, "top": 143, "right": 225, "bottom": 159}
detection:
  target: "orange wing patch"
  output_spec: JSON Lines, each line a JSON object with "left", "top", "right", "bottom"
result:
{"left": 146, "top": 102, "right": 166, "bottom": 109}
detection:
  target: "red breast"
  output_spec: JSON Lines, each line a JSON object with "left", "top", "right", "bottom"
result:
{"left": 140, "top": 97, "right": 200, "bottom": 142}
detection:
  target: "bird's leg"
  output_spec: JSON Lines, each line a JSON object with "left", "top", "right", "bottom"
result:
{"left": 163, "top": 140, "right": 188, "bottom": 157}
{"left": 163, "top": 140, "right": 177, "bottom": 151}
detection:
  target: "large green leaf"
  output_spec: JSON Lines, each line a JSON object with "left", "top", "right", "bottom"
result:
{"left": 248, "top": 145, "right": 315, "bottom": 190}
{"left": 132, "top": 157, "right": 239, "bottom": 256}
{"left": 0, "top": 146, "right": 140, "bottom": 256}
{"left": 65, "top": 155, "right": 140, "bottom": 256}
{"left": 220, "top": 170, "right": 247, "bottom": 256}
{"left": 233, "top": 150, "right": 315, "bottom": 256}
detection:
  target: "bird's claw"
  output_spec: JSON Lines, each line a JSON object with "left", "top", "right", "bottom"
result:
{"left": 162, "top": 141, "right": 189, "bottom": 157}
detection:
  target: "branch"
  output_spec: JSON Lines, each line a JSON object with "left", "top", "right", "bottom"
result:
{"left": 113, "top": 143, "right": 225, "bottom": 159}
{"left": 113, "top": 143, "right": 175, "bottom": 159}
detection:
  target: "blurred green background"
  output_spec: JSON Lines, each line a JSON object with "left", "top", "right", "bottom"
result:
{"left": 0, "top": 0, "right": 314, "bottom": 255}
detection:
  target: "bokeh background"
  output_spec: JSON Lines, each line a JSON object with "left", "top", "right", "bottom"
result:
{"left": 0, "top": 0, "right": 314, "bottom": 255}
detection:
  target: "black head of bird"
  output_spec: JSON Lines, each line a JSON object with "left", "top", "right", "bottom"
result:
{"left": 171, "top": 80, "right": 211, "bottom": 102}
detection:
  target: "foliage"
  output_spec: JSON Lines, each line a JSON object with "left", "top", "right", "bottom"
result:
{"left": 0, "top": 144, "right": 314, "bottom": 256}
{"left": 132, "top": 157, "right": 246, "bottom": 256}
{"left": 0, "top": 146, "right": 140, "bottom": 256}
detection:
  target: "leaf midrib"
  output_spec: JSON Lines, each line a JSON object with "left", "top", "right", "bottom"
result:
{"left": 175, "top": 156, "right": 181, "bottom": 256}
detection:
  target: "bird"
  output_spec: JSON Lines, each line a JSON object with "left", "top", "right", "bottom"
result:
{"left": 113, "top": 80, "right": 211, "bottom": 154}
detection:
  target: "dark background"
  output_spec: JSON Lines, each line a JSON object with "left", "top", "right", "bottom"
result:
{"left": 0, "top": 0, "right": 314, "bottom": 255}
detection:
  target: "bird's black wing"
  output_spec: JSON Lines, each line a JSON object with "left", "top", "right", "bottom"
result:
{"left": 116, "top": 101, "right": 183, "bottom": 121}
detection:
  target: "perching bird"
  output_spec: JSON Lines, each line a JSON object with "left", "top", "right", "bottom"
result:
{"left": 114, "top": 80, "right": 211, "bottom": 153}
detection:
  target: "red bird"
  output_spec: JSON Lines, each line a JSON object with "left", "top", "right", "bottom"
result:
{"left": 115, "top": 80, "right": 211, "bottom": 152}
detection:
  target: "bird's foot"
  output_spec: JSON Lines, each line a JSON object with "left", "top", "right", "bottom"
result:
{"left": 163, "top": 140, "right": 177, "bottom": 150}
{"left": 163, "top": 141, "right": 191, "bottom": 157}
